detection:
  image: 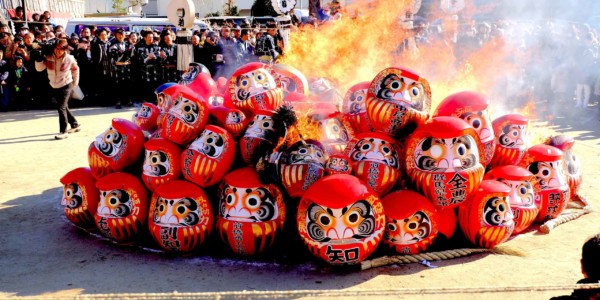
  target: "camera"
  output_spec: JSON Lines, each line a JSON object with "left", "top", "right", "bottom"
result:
{"left": 31, "top": 39, "right": 56, "bottom": 62}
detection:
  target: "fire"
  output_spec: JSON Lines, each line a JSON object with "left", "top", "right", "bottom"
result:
{"left": 281, "top": 0, "right": 556, "bottom": 147}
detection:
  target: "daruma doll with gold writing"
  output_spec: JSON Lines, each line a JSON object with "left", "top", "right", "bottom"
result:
{"left": 459, "top": 180, "right": 515, "bottom": 248}
{"left": 182, "top": 125, "right": 236, "bottom": 188}
{"left": 344, "top": 132, "right": 401, "bottom": 197}
{"left": 216, "top": 167, "right": 286, "bottom": 256}
{"left": 297, "top": 174, "right": 385, "bottom": 266}
{"left": 60, "top": 167, "right": 99, "bottom": 229}
{"left": 433, "top": 91, "right": 495, "bottom": 167}
{"left": 94, "top": 172, "right": 148, "bottom": 243}
{"left": 141, "top": 138, "right": 182, "bottom": 192}
{"left": 405, "top": 116, "right": 485, "bottom": 209}
{"left": 278, "top": 139, "right": 328, "bottom": 199}
{"left": 342, "top": 81, "right": 372, "bottom": 134}
{"left": 147, "top": 180, "right": 213, "bottom": 253}
{"left": 381, "top": 190, "right": 439, "bottom": 255}
{"left": 366, "top": 67, "right": 432, "bottom": 137}
{"left": 161, "top": 90, "right": 209, "bottom": 146}
{"left": 485, "top": 165, "right": 539, "bottom": 234}
{"left": 489, "top": 114, "right": 529, "bottom": 169}
{"left": 518, "top": 144, "right": 570, "bottom": 222}
{"left": 88, "top": 118, "right": 145, "bottom": 179}
{"left": 544, "top": 135, "right": 583, "bottom": 204}
{"left": 228, "top": 62, "right": 284, "bottom": 116}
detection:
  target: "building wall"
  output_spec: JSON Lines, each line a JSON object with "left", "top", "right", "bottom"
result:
{"left": 0, "top": 0, "right": 84, "bottom": 25}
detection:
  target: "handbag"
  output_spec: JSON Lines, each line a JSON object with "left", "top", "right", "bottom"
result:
{"left": 71, "top": 85, "right": 85, "bottom": 100}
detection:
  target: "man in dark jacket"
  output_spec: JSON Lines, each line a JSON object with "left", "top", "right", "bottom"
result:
{"left": 552, "top": 234, "right": 600, "bottom": 299}
{"left": 134, "top": 30, "right": 162, "bottom": 103}
{"left": 108, "top": 28, "right": 134, "bottom": 108}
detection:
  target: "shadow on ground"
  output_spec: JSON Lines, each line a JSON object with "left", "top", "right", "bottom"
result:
{"left": 0, "top": 187, "right": 489, "bottom": 297}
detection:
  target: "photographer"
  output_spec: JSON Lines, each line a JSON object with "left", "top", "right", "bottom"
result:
{"left": 35, "top": 38, "right": 81, "bottom": 140}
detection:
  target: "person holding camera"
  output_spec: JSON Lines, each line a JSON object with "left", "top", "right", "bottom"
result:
{"left": 35, "top": 38, "right": 81, "bottom": 140}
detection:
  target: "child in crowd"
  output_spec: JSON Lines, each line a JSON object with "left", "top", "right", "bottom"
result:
{"left": 9, "top": 56, "right": 30, "bottom": 110}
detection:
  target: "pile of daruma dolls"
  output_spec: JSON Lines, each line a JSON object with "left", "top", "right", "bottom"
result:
{"left": 60, "top": 62, "right": 583, "bottom": 267}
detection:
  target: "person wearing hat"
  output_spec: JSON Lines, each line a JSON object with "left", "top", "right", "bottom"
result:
{"left": 35, "top": 38, "right": 81, "bottom": 139}
{"left": 202, "top": 31, "right": 223, "bottom": 79}
{"left": 68, "top": 33, "right": 79, "bottom": 51}
{"left": 108, "top": 27, "right": 133, "bottom": 109}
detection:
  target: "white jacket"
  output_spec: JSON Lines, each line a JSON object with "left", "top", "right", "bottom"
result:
{"left": 35, "top": 53, "right": 79, "bottom": 89}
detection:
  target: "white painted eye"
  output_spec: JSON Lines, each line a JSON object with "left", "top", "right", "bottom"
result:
{"left": 430, "top": 145, "right": 442, "bottom": 158}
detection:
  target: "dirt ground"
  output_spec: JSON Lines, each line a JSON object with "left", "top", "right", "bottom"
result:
{"left": 0, "top": 106, "right": 599, "bottom": 299}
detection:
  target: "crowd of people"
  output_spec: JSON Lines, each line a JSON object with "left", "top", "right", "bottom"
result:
{"left": 399, "top": 15, "right": 600, "bottom": 118}
{"left": 0, "top": 12, "right": 288, "bottom": 112}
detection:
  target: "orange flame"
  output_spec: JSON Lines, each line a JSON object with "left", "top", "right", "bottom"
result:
{"left": 281, "top": 0, "right": 556, "bottom": 145}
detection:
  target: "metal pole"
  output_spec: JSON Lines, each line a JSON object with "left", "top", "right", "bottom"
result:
{"left": 21, "top": 0, "right": 27, "bottom": 28}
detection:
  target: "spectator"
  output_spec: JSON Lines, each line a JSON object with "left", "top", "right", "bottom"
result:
{"left": 255, "top": 24, "right": 279, "bottom": 63}
{"left": 202, "top": 31, "right": 224, "bottom": 79}
{"left": 11, "top": 6, "right": 25, "bottom": 33}
{"left": 134, "top": 30, "right": 162, "bottom": 103}
{"left": 218, "top": 25, "right": 238, "bottom": 78}
{"left": 159, "top": 29, "right": 179, "bottom": 83}
{"left": 6, "top": 35, "right": 29, "bottom": 64}
{"left": 551, "top": 234, "right": 600, "bottom": 299}
{"left": 79, "top": 27, "right": 92, "bottom": 41}
{"left": 9, "top": 56, "right": 30, "bottom": 110}
{"left": 237, "top": 29, "right": 255, "bottom": 64}
{"left": 34, "top": 38, "right": 81, "bottom": 140}
{"left": 90, "top": 28, "right": 111, "bottom": 106}
{"left": 42, "top": 11, "right": 56, "bottom": 27}
{"left": 0, "top": 50, "right": 9, "bottom": 112}
{"left": 73, "top": 37, "right": 93, "bottom": 104}
{"left": 108, "top": 28, "right": 134, "bottom": 108}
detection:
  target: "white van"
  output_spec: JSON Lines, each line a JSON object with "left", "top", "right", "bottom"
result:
{"left": 65, "top": 16, "right": 209, "bottom": 36}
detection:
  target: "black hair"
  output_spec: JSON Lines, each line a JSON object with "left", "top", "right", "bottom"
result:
{"left": 582, "top": 234, "right": 600, "bottom": 280}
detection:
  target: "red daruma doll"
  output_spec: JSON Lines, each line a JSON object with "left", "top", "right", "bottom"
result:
{"left": 342, "top": 81, "right": 372, "bottom": 134}
{"left": 544, "top": 135, "right": 585, "bottom": 205}
{"left": 132, "top": 102, "right": 161, "bottom": 132}
{"left": 216, "top": 167, "right": 286, "bottom": 256}
{"left": 485, "top": 166, "right": 539, "bottom": 234}
{"left": 95, "top": 172, "right": 149, "bottom": 243}
{"left": 88, "top": 118, "right": 145, "bottom": 180}
{"left": 325, "top": 154, "right": 353, "bottom": 176}
{"left": 366, "top": 66, "right": 432, "bottom": 137}
{"left": 228, "top": 62, "right": 284, "bottom": 116}
{"left": 273, "top": 63, "right": 309, "bottom": 96}
{"left": 405, "top": 116, "right": 486, "bottom": 209}
{"left": 141, "top": 138, "right": 182, "bottom": 192}
{"left": 434, "top": 91, "right": 495, "bottom": 167}
{"left": 60, "top": 167, "right": 99, "bottom": 228}
{"left": 381, "top": 190, "right": 439, "bottom": 254}
{"left": 297, "top": 174, "right": 385, "bottom": 266}
{"left": 161, "top": 90, "right": 209, "bottom": 146}
{"left": 182, "top": 125, "right": 236, "bottom": 188}
{"left": 489, "top": 114, "right": 528, "bottom": 168}
{"left": 519, "top": 144, "right": 570, "bottom": 222}
{"left": 344, "top": 132, "right": 402, "bottom": 197}
{"left": 147, "top": 180, "right": 214, "bottom": 253}
{"left": 278, "top": 139, "right": 328, "bottom": 198}
{"left": 459, "top": 180, "right": 515, "bottom": 248}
